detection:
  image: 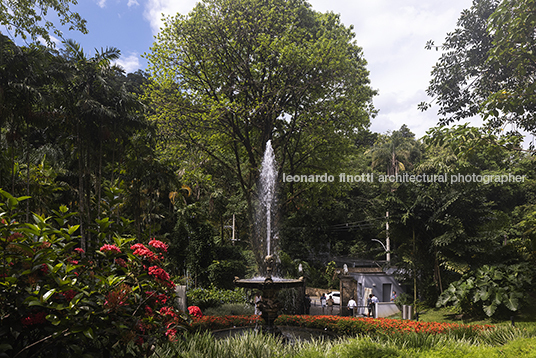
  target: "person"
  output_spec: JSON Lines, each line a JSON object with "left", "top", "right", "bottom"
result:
{"left": 347, "top": 296, "right": 357, "bottom": 316}
{"left": 304, "top": 294, "right": 311, "bottom": 314}
{"left": 391, "top": 290, "right": 397, "bottom": 302}
{"left": 367, "top": 294, "right": 373, "bottom": 317}
{"left": 370, "top": 293, "right": 379, "bottom": 318}
{"left": 254, "top": 292, "right": 262, "bottom": 315}
{"left": 320, "top": 293, "right": 327, "bottom": 313}
{"left": 327, "top": 295, "right": 334, "bottom": 315}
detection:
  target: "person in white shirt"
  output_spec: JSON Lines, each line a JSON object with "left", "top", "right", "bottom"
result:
{"left": 370, "top": 294, "right": 379, "bottom": 317}
{"left": 347, "top": 297, "right": 357, "bottom": 316}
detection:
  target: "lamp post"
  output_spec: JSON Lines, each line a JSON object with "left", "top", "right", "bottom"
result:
{"left": 372, "top": 239, "right": 390, "bottom": 262}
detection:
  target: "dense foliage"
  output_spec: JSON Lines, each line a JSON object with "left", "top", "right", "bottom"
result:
{"left": 0, "top": 191, "right": 188, "bottom": 357}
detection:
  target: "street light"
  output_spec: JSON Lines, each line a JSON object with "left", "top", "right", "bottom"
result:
{"left": 372, "top": 239, "right": 390, "bottom": 262}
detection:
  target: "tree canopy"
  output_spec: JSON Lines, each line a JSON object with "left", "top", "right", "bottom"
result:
{"left": 145, "top": 0, "right": 377, "bottom": 269}
{"left": 0, "top": 0, "right": 87, "bottom": 45}
{"left": 421, "top": 0, "right": 536, "bottom": 137}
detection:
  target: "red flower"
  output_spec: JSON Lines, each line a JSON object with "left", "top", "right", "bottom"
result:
{"left": 145, "top": 305, "right": 153, "bottom": 315}
{"left": 63, "top": 289, "right": 78, "bottom": 302}
{"left": 74, "top": 248, "right": 85, "bottom": 254}
{"left": 148, "top": 239, "right": 168, "bottom": 252}
{"left": 160, "top": 306, "right": 177, "bottom": 318}
{"left": 104, "top": 284, "right": 130, "bottom": 310}
{"left": 100, "top": 244, "right": 121, "bottom": 254}
{"left": 131, "top": 243, "right": 159, "bottom": 261}
{"left": 165, "top": 328, "right": 178, "bottom": 341}
{"left": 188, "top": 306, "right": 203, "bottom": 318}
{"left": 147, "top": 266, "right": 173, "bottom": 287}
{"left": 40, "top": 264, "right": 49, "bottom": 275}
{"left": 21, "top": 311, "right": 47, "bottom": 326}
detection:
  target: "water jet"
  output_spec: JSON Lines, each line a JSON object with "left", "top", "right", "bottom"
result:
{"left": 234, "top": 140, "right": 304, "bottom": 335}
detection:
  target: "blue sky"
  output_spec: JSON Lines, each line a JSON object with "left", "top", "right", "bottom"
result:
{"left": 8, "top": 0, "right": 487, "bottom": 139}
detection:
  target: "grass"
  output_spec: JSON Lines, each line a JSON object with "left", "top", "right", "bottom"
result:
{"left": 415, "top": 305, "right": 536, "bottom": 328}
{"left": 151, "top": 330, "right": 536, "bottom": 357}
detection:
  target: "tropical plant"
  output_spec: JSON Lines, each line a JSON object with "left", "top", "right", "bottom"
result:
{"left": 436, "top": 263, "right": 533, "bottom": 317}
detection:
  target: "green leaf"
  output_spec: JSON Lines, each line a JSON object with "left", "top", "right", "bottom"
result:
{"left": 83, "top": 327, "right": 95, "bottom": 339}
{"left": 43, "top": 288, "right": 56, "bottom": 302}
{"left": 28, "top": 299, "right": 44, "bottom": 307}
{"left": 52, "top": 262, "right": 64, "bottom": 274}
{"left": 504, "top": 293, "right": 519, "bottom": 311}
{"left": 46, "top": 314, "right": 61, "bottom": 325}
{"left": 0, "top": 343, "right": 13, "bottom": 353}
{"left": 483, "top": 303, "right": 497, "bottom": 317}
{"left": 68, "top": 225, "right": 80, "bottom": 235}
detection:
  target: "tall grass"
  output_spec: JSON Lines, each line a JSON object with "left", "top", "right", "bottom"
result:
{"left": 151, "top": 325, "right": 536, "bottom": 358}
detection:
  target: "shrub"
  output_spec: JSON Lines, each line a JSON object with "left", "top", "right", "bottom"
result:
{"left": 0, "top": 190, "right": 188, "bottom": 357}
{"left": 187, "top": 286, "right": 248, "bottom": 310}
{"left": 203, "top": 303, "right": 255, "bottom": 316}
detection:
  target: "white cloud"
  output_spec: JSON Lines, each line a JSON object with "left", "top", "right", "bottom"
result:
{"left": 143, "top": 0, "right": 198, "bottom": 34}
{"left": 36, "top": 34, "right": 62, "bottom": 47}
{"left": 127, "top": 0, "right": 139, "bottom": 7}
{"left": 97, "top": 0, "right": 107, "bottom": 8}
{"left": 308, "top": 0, "right": 474, "bottom": 137}
{"left": 114, "top": 53, "right": 141, "bottom": 73}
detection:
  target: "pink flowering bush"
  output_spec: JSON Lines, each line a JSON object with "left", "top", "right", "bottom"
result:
{"left": 0, "top": 190, "right": 189, "bottom": 358}
{"left": 188, "top": 305, "right": 203, "bottom": 318}
{"left": 99, "top": 244, "right": 122, "bottom": 254}
{"left": 148, "top": 238, "right": 168, "bottom": 252}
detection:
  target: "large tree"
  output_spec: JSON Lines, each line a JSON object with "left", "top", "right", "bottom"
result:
{"left": 145, "top": 0, "right": 376, "bottom": 270}
{"left": 484, "top": 0, "right": 536, "bottom": 133}
{"left": 419, "top": 0, "right": 501, "bottom": 124}
{"left": 421, "top": 0, "right": 536, "bottom": 137}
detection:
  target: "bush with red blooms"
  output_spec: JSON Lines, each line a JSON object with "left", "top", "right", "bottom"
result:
{"left": 190, "top": 315, "right": 262, "bottom": 332}
{"left": 274, "top": 315, "right": 493, "bottom": 336}
{"left": 188, "top": 306, "right": 203, "bottom": 318}
{"left": 0, "top": 190, "right": 189, "bottom": 358}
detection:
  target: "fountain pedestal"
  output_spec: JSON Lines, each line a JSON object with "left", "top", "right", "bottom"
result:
{"left": 234, "top": 255, "right": 304, "bottom": 335}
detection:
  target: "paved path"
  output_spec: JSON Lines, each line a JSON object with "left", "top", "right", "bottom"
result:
{"left": 308, "top": 296, "right": 340, "bottom": 316}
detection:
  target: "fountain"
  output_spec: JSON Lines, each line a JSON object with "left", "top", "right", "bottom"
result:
{"left": 234, "top": 140, "right": 304, "bottom": 335}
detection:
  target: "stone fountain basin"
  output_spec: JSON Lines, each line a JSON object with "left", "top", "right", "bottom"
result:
{"left": 234, "top": 277, "right": 304, "bottom": 290}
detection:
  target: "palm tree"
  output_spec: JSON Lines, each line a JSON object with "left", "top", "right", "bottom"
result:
{"left": 59, "top": 39, "right": 142, "bottom": 252}
{"left": 368, "top": 124, "right": 422, "bottom": 176}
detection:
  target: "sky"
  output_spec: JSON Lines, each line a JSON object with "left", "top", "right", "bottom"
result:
{"left": 16, "top": 0, "right": 482, "bottom": 139}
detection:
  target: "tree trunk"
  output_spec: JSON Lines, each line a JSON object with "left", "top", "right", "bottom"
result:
{"left": 77, "top": 121, "right": 86, "bottom": 252}
{"left": 97, "top": 135, "right": 102, "bottom": 220}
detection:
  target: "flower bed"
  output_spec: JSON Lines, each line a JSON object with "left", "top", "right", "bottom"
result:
{"left": 191, "top": 315, "right": 262, "bottom": 332}
{"left": 275, "top": 315, "right": 493, "bottom": 336}
{"left": 190, "top": 314, "right": 493, "bottom": 337}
